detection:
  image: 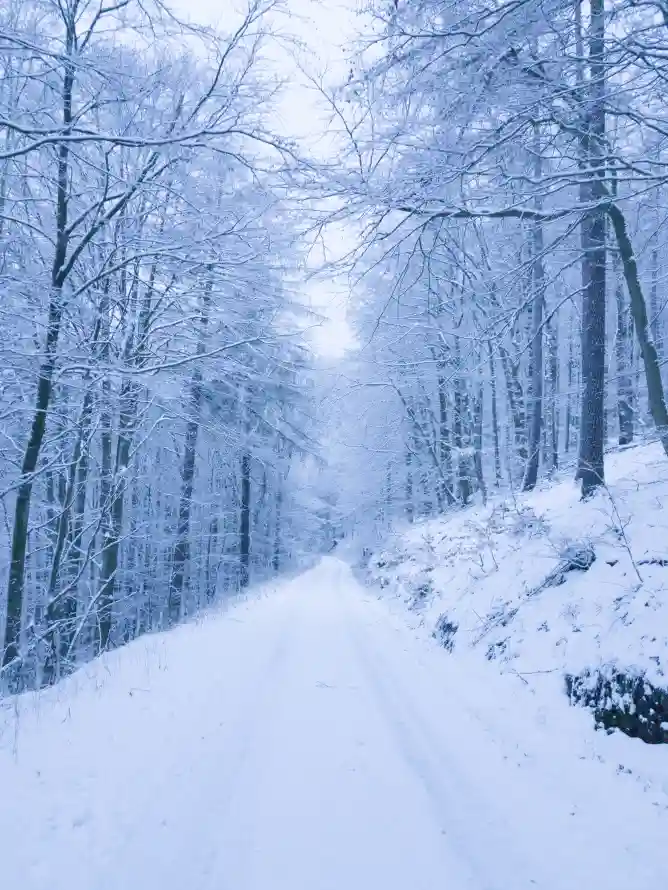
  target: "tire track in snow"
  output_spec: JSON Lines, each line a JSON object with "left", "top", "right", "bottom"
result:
{"left": 344, "top": 578, "right": 668, "bottom": 889}
{"left": 345, "top": 583, "right": 668, "bottom": 889}
{"left": 346, "top": 616, "right": 546, "bottom": 890}
{"left": 83, "top": 593, "right": 297, "bottom": 890}
{"left": 204, "top": 577, "right": 479, "bottom": 890}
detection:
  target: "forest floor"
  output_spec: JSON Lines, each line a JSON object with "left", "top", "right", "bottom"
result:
{"left": 1, "top": 557, "right": 666, "bottom": 889}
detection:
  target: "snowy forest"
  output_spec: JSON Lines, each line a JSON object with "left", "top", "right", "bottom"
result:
{"left": 2, "top": 0, "right": 668, "bottom": 693}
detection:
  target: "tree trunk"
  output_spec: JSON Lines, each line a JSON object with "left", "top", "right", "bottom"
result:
{"left": 608, "top": 203, "right": 668, "bottom": 455}
{"left": 650, "top": 237, "right": 663, "bottom": 372}
{"left": 2, "top": 43, "right": 75, "bottom": 673}
{"left": 499, "top": 343, "right": 527, "bottom": 473}
{"left": 168, "top": 409, "right": 201, "bottom": 624}
{"left": 98, "top": 373, "right": 143, "bottom": 647}
{"left": 614, "top": 249, "right": 634, "bottom": 445}
{"left": 69, "top": 414, "right": 92, "bottom": 583}
{"left": 207, "top": 515, "right": 219, "bottom": 602}
{"left": 546, "top": 316, "right": 559, "bottom": 472}
{"left": 565, "top": 313, "right": 577, "bottom": 454}
{"left": 97, "top": 376, "right": 114, "bottom": 651}
{"left": 473, "top": 382, "right": 487, "bottom": 504}
{"left": 523, "top": 145, "right": 546, "bottom": 492}
{"left": 487, "top": 341, "right": 502, "bottom": 487}
{"left": 97, "top": 255, "right": 156, "bottom": 645}
{"left": 454, "top": 338, "right": 471, "bottom": 505}
{"left": 577, "top": 0, "right": 606, "bottom": 497}
{"left": 405, "top": 440, "right": 414, "bottom": 523}
{"left": 437, "top": 363, "right": 455, "bottom": 506}
{"left": 168, "top": 279, "right": 211, "bottom": 622}
{"left": 42, "top": 387, "right": 95, "bottom": 684}
{"left": 273, "top": 481, "right": 282, "bottom": 573}
{"left": 239, "top": 450, "right": 251, "bottom": 588}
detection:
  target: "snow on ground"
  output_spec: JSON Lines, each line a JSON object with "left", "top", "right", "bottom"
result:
{"left": 1, "top": 556, "right": 667, "bottom": 889}
{"left": 368, "top": 442, "right": 668, "bottom": 792}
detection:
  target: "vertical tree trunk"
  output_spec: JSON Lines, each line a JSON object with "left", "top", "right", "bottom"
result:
{"left": 97, "top": 256, "right": 157, "bottom": 645}
{"left": 473, "top": 382, "right": 487, "bottom": 504}
{"left": 523, "top": 135, "right": 546, "bottom": 492}
{"left": 272, "top": 480, "right": 282, "bottom": 573}
{"left": 2, "top": 41, "right": 75, "bottom": 674}
{"left": 608, "top": 204, "right": 668, "bottom": 455}
{"left": 64, "top": 296, "right": 109, "bottom": 639}
{"left": 564, "top": 313, "right": 577, "bottom": 453}
{"left": 97, "top": 376, "right": 114, "bottom": 651}
{"left": 168, "top": 411, "right": 201, "bottom": 623}
{"left": 487, "top": 341, "right": 502, "bottom": 487}
{"left": 499, "top": 344, "right": 527, "bottom": 475}
{"left": 548, "top": 317, "right": 560, "bottom": 472}
{"left": 239, "top": 450, "right": 251, "bottom": 588}
{"left": 650, "top": 236, "right": 663, "bottom": 372}
{"left": 523, "top": 293, "right": 544, "bottom": 491}
{"left": 577, "top": 213, "right": 606, "bottom": 496}
{"left": 614, "top": 250, "right": 634, "bottom": 445}
{"left": 437, "top": 362, "right": 455, "bottom": 506}
{"left": 429, "top": 294, "right": 455, "bottom": 509}
{"left": 207, "top": 516, "right": 219, "bottom": 602}
{"left": 385, "top": 462, "right": 393, "bottom": 521}
{"left": 454, "top": 337, "right": 471, "bottom": 505}
{"left": 69, "top": 416, "right": 92, "bottom": 583}
{"left": 98, "top": 379, "right": 138, "bottom": 644}
{"left": 42, "top": 386, "right": 95, "bottom": 684}
{"left": 405, "top": 440, "right": 414, "bottom": 523}
{"left": 577, "top": 0, "right": 607, "bottom": 497}
{"left": 168, "top": 278, "right": 211, "bottom": 622}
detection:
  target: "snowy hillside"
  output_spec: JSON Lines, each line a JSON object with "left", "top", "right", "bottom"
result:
{"left": 368, "top": 443, "right": 668, "bottom": 758}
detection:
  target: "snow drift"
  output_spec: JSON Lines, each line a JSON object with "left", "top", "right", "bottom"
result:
{"left": 367, "top": 443, "right": 668, "bottom": 762}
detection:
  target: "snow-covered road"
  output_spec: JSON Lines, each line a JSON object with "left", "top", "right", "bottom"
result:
{"left": 1, "top": 558, "right": 666, "bottom": 889}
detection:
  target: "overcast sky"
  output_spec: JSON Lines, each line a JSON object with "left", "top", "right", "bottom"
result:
{"left": 174, "top": 0, "right": 360, "bottom": 358}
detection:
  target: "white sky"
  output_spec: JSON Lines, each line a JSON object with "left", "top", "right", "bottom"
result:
{"left": 173, "top": 0, "right": 360, "bottom": 358}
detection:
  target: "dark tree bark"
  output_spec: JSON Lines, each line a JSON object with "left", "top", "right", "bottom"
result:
{"left": 523, "top": 159, "right": 546, "bottom": 492}
{"left": 168, "top": 278, "right": 211, "bottom": 623}
{"left": 96, "top": 252, "right": 161, "bottom": 646}
{"left": 2, "top": 38, "right": 75, "bottom": 674}
{"left": 577, "top": 0, "right": 607, "bottom": 498}
{"left": 564, "top": 313, "right": 578, "bottom": 454}
{"left": 650, "top": 238, "right": 663, "bottom": 372}
{"left": 487, "top": 341, "right": 502, "bottom": 487}
{"left": 97, "top": 376, "right": 114, "bottom": 651}
{"left": 608, "top": 203, "right": 668, "bottom": 456}
{"left": 454, "top": 337, "right": 471, "bottom": 505}
{"left": 207, "top": 515, "right": 219, "bottom": 602}
{"left": 405, "top": 439, "right": 414, "bottom": 522}
{"left": 239, "top": 450, "right": 251, "bottom": 588}
{"left": 614, "top": 251, "right": 634, "bottom": 445}
{"left": 42, "top": 385, "right": 96, "bottom": 685}
{"left": 2, "top": 13, "right": 159, "bottom": 672}
{"left": 168, "top": 408, "right": 200, "bottom": 623}
{"left": 546, "top": 316, "right": 560, "bottom": 472}
{"left": 98, "top": 378, "right": 139, "bottom": 641}
{"left": 473, "top": 382, "right": 487, "bottom": 504}
{"left": 499, "top": 343, "right": 527, "bottom": 475}
{"left": 272, "top": 481, "right": 282, "bottom": 573}
{"left": 437, "top": 362, "right": 455, "bottom": 506}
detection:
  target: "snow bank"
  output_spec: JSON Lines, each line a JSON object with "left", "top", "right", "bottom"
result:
{"left": 368, "top": 444, "right": 668, "bottom": 780}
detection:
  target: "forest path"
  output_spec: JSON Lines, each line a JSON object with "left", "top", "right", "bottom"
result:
{"left": 1, "top": 558, "right": 665, "bottom": 889}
